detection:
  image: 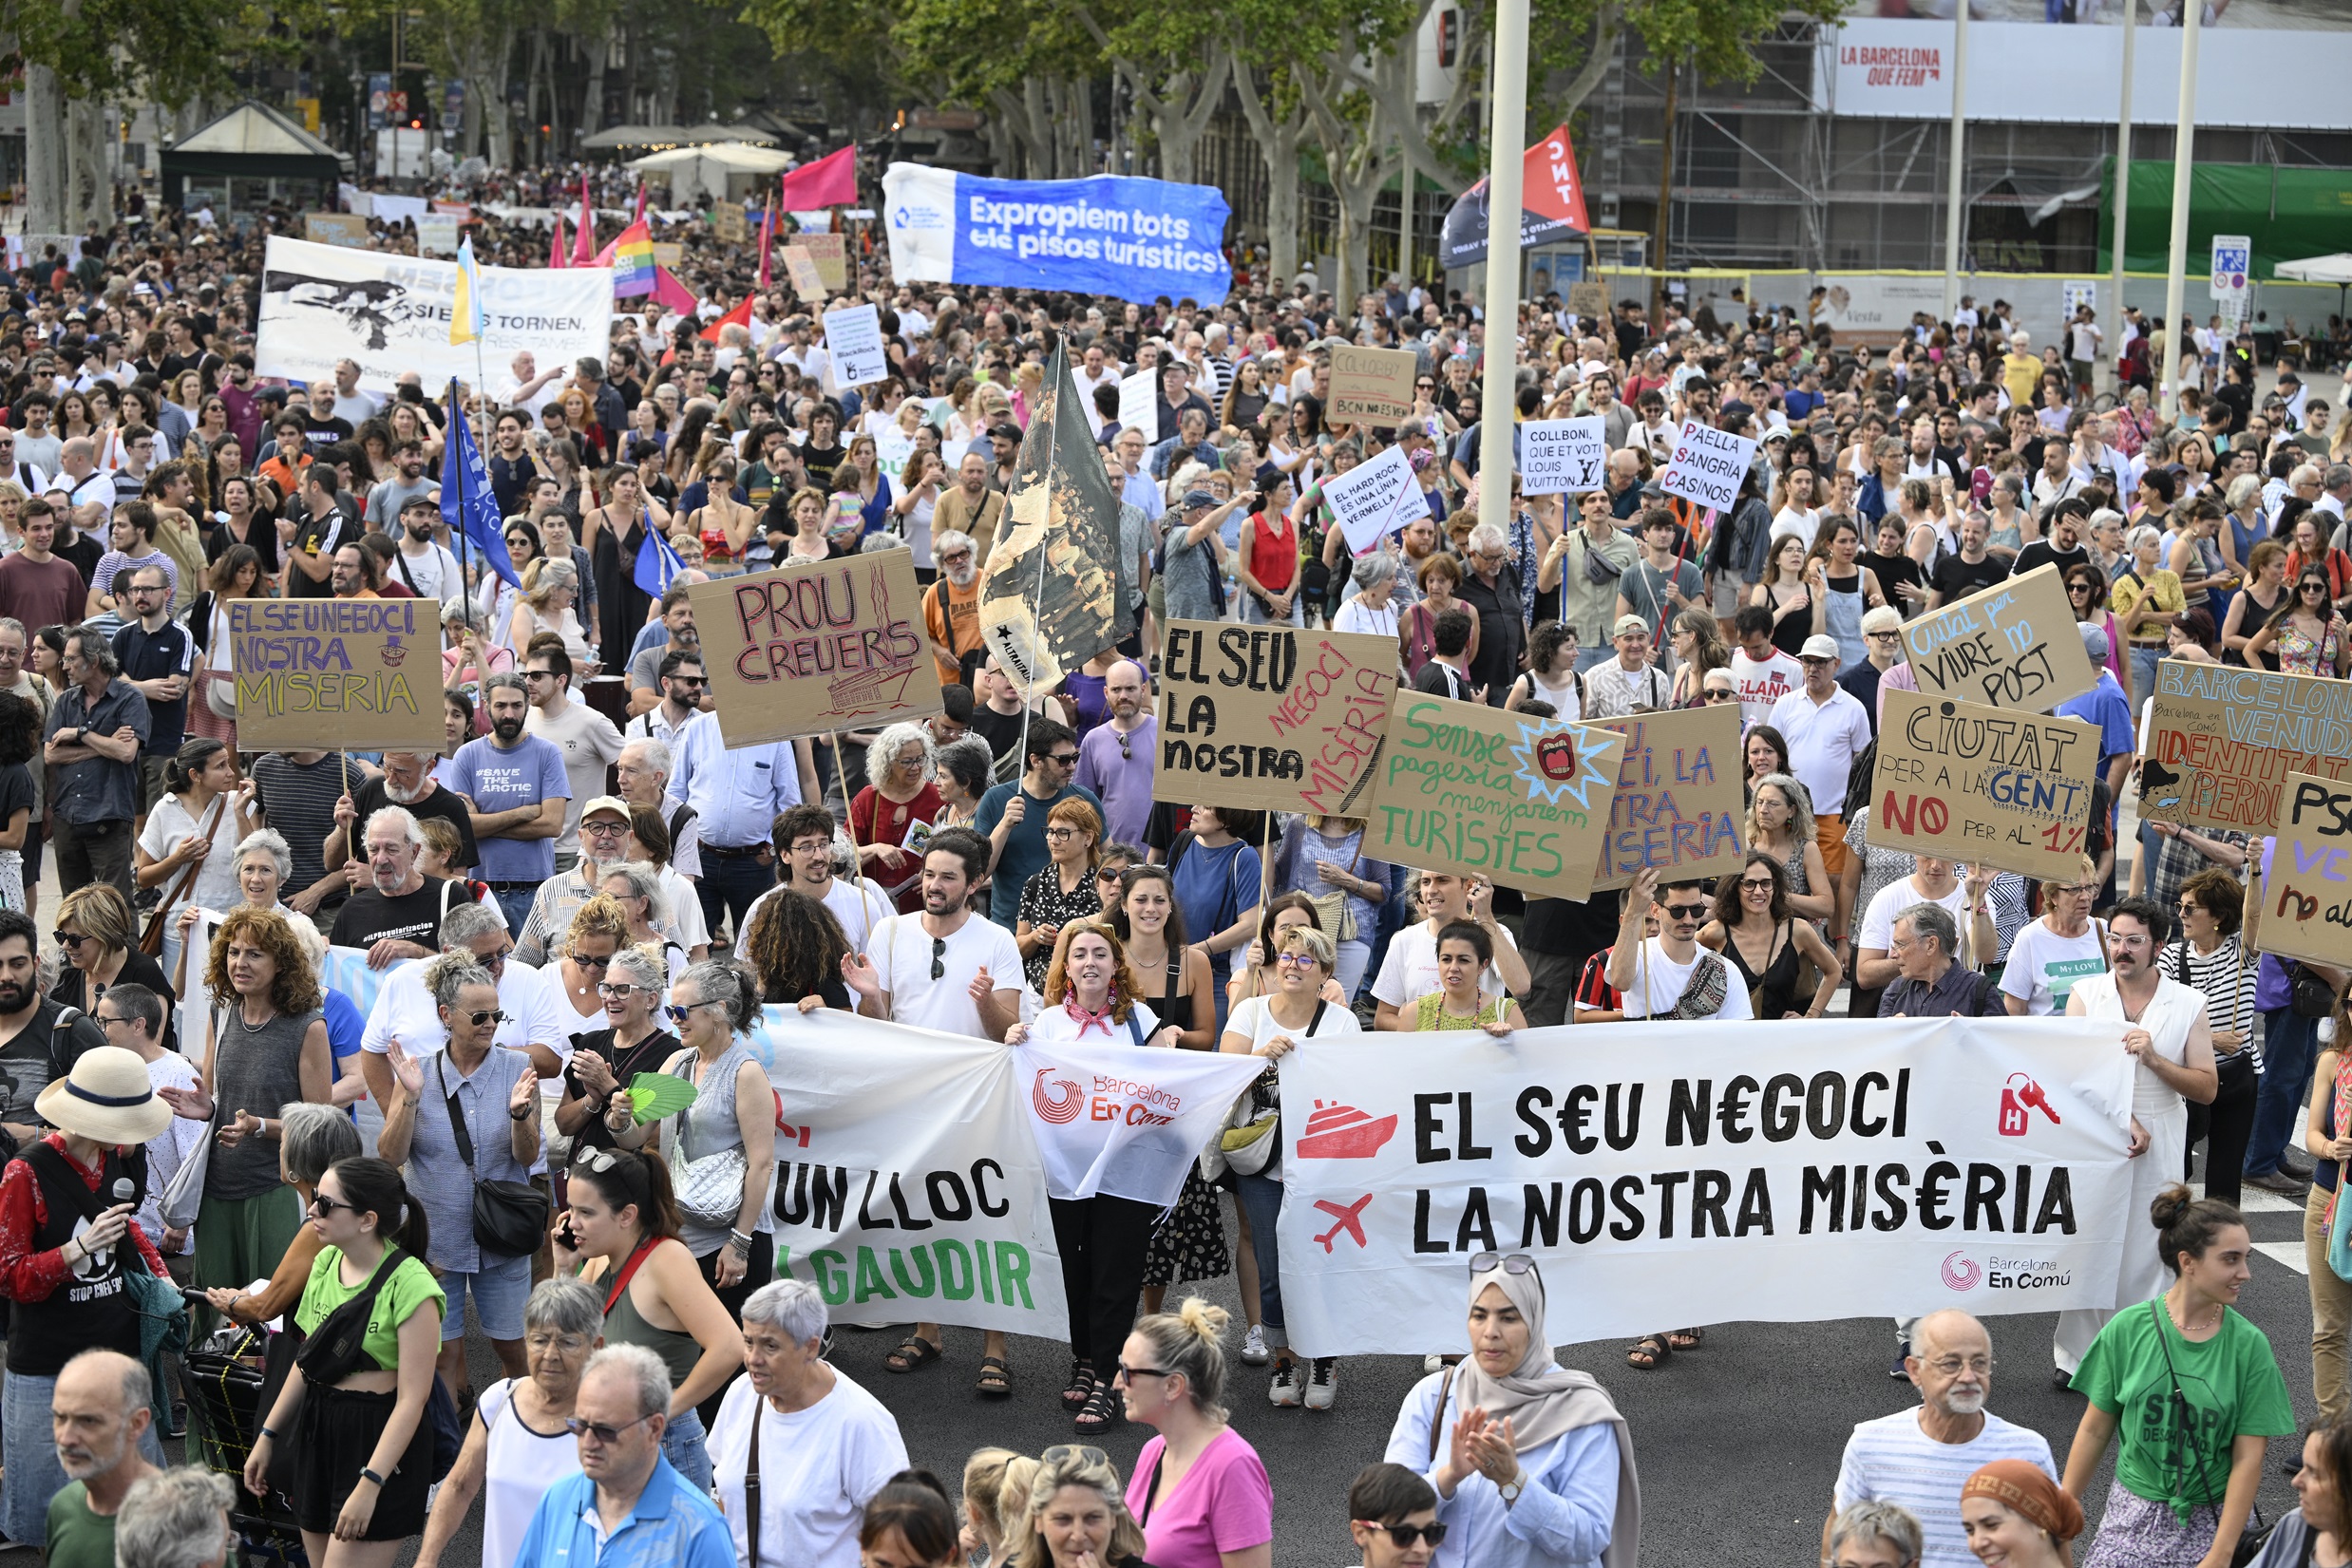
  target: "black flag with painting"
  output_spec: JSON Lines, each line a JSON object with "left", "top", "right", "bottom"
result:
{"left": 977, "top": 340, "right": 1128, "bottom": 692}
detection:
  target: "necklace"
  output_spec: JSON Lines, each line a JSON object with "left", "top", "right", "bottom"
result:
{"left": 238, "top": 1002, "right": 276, "bottom": 1032}
{"left": 2168, "top": 1292, "right": 2224, "bottom": 1335}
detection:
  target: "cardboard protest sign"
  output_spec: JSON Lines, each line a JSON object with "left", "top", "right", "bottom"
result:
{"left": 712, "top": 202, "right": 749, "bottom": 243}
{"left": 1521, "top": 416, "right": 1607, "bottom": 496}
{"left": 978, "top": 349, "right": 1123, "bottom": 694}
{"left": 304, "top": 213, "right": 370, "bottom": 248}
{"left": 782, "top": 244, "right": 825, "bottom": 296}
{"left": 1328, "top": 346, "right": 1419, "bottom": 426}
{"left": 652, "top": 242, "right": 683, "bottom": 270}
{"left": 1898, "top": 564, "right": 2098, "bottom": 714}
{"left": 1658, "top": 420, "right": 1759, "bottom": 513}
{"left": 2141, "top": 660, "right": 2352, "bottom": 834}
{"left": 1320, "top": 444, "right": 1433, "bottom": 557}
{"left": 798, "top": 231, "right": 849, "bottom": 289}
{"left": 1364, "top": 690, "right": 1623, "bottom": 900}
{"left": 414, "top": 214, "right": 460, "bottom": 256}
{"left": 1567, "top": 279, "right": 1610, "bottom": 320}
{"left": 230, "top": 599, "right": 443, "bottom": 751}
{"left": 2251, "top": 774, "right": 2352, "bottom": 969}
{"left": 1117, "top": 370, "right": 1161, "bottom": 442}
{"left": 824, "top": 303, "right": 888, "bottom": 389}
{"left": 1153, "top": 621, "right": 1398, "bottom": 817}
{"left": 1584, "top": 703, "right": 1746, "bottom": 891}
{"left": 689, "top": 552, "right": 940, "bottom": 746}
{"left": 1871, "top": 690, "right": 2100, "bottom": 880}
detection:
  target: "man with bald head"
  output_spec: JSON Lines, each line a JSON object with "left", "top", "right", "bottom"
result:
{"left": 1072, "top": 657, "right": 1155, "bottom": 843}
{"left": 44, "top": 1349, "right": 162, "bottom": 1568}
{"left": 1826, "top": 1310, "right": 2054, "bottom": 1568}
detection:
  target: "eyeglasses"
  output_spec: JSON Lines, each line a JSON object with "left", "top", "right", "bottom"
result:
{"left": 308, "top": 1193, "right": 357, "bottom": 1217}
{"left": 1868, "top": 631, "right": 1903, "bottom": 643}
{"left": 1041, "top": 1445, "right": 1111, "bottom": 1467}
{"left": 565, "top": 1413, "right": 656, "bottom": 1445}
{"left": 1739, "top": 878, "right": 1774, "bottom": 892}
{"left": 930, "top": 935, "right": 947, "bottom": 981}
{"left": 1924, "top": 1355, "right": 1994, "bottom": 1376}
{"left": 1043, "top": 826, "right": 1083, "bottom": 841}
{"left": 596, "top": 982, "right": 647, "bottom": 999}
{"left": 1357, "top": 1521, "right": 1451, "bottom": 1548}
{"left": 1275, "top": 952, "right": 1321, "bottom": 969}
{"left": 1467, "top": 1252, "right": 1539, "bottom": 1277}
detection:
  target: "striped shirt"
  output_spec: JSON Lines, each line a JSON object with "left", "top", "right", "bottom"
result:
{"left": 2161, "top": 933, "right": 2261, "bottom": 1070}
{"left": 1833, "top": 1409, "right": 2056, "bottom": 1568}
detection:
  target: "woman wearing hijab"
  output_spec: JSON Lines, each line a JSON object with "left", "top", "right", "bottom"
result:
{"left": 1959, "top": 1460, "right": 2082, "bottom": 1568}
{"left": 1381, "top": 1256, "right": 1640, "bottom": 1568}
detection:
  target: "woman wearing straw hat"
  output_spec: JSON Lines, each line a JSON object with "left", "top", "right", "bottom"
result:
{"left": 0, "top": 1045, "right": 175, "bottom": 1545}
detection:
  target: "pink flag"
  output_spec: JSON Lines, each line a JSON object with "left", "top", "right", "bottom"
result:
{"left": 779, "top": 145, "right": 856, "bottom": 209}
{"left": 651, "top": 265, "right": 697, "bottom": 316}
{"left": 548, "top": 217, "right": 568, "bottom": 270}
{"left": 633, "top": 179, "right": 648, "bottom": 223}
{"left": 572, "top": 172, "right": 597, "bottom": 265}
{"left": 756, "top": 197, "right": 776, "bottom": 291}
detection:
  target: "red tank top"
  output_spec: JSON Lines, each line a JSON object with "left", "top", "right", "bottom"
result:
{"left": 1246, "top": 512, "right": 1297, "bottom": 594}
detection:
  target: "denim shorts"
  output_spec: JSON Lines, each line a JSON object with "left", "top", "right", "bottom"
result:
{"left": 438, "top": 1250, "right": 533, "bottom": 1341}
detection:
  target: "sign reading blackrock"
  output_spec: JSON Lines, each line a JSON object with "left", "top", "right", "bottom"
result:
{"left": 1274, "top": 1017, "right": 2135, "bottom": 1354}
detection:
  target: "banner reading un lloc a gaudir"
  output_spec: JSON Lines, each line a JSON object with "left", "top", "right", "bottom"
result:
{"left": 1274, "top": 1017, "right": 2135, "bottom": 1355}
{"left": 882, "top": 162, "right": 1231, "bottom": 303}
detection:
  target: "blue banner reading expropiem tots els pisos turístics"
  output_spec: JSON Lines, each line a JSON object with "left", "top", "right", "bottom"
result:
{"left": 882, "top": 162, "right": 1231, "bottom": 303}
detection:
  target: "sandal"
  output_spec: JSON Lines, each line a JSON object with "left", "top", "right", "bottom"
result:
{"left": 976, "top": 1355, "right": 1014, "bottom": 1398}
{"left": 1061, "top": 1359, "right": 1097, "bottom": 1412}
{"left": 883, "top": 1335, "right": 943, "bottom": 1374}
{"left": 1664, "top": 1327, "right": 1704, "bottom": 1351}
{"left": 1625, "top": 1333, "right": 1673, "bottom": 1370}
{"left": 1073, "top": 1380, "right": 1123, "bottom": 1435}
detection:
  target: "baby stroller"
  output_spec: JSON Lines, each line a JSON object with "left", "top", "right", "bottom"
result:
{"left": 179, "top": 1313, "right": 307, "bottom": 1568}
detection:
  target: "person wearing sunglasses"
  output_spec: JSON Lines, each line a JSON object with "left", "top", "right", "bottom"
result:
{"left": 2243, "top": 565, "right": 2352, "bottom": 680}
{"left": 1385, "top": 1253, "right": 1636, "bottom": 1567}
{"left": 375, "top": 952, "right": 541, "bottom": 1412}
{"left": 508, "top": 1343, "right": 735, "bottom": 1568}
{"left": 557, "top": 940, "right": 678, "bottom": 1155}
{"left": 1346, "top": 1464, "right": 1445, "bottom": 1568}
{"left": 1003, "top": 1445, "right": 1155, "bottom": 1568}
{"left": 709, "top": 1279, "right": 911, "bottom": 1568}
{"left": 1113, "top": 1297, "right": 1273, "bottom": 1568}
{"left": 247, "top": 1156, "right": 444, "bottom": 1559}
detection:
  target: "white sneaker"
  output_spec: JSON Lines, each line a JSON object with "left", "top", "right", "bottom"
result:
{"left": 1268, "top": 1359, "right": 1303, "bottom": 1407}
{"left": 1304, "top": 1357, "right": 1337, "bottom": 1410}
{"left": 1240, "top": 1324, "right": 1271, "bottom": 1366}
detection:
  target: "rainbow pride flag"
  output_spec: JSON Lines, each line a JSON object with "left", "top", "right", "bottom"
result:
{"left": 610, "top": 220, "right": 656, "bottom": 297}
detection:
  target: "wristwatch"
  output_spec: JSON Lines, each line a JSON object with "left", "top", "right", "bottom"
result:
{"left": 1497, "top": 1477, "right": 1524, "bottom": 1506}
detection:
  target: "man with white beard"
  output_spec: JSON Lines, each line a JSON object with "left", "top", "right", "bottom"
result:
{"left": 42, "top": 1351, "right": 161, "bottom": 1568}
{"left": 1826, "top": 1312, "right": 2055, "bottom": 1568}
{"left": 920, "top": 528, "right": 987, "bottom": 687}
{"left": 327, "top": 747, "right": 481, "bottom": 878}
{"left": 328, "top": 804, "right": 488, "bottom": 967}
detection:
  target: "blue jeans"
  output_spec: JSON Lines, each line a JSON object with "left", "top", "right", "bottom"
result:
{"left": 662, "top": 1405, "right": 712, "bottom": 1494}
{"left": 695, "top": 851, "right": 777, "bottom": 949}
{"left": 1235, "top": 1170, "right": 1286, "bottom": 1349}
{"left": 2129, "top": 643, "right": 2163, "bottom": 709}
{"left": 493, "top": 886, "right": 536, "bottom": 937}
{"left": 2248, "top": 1007, "right": 2322, "bottom": 1178}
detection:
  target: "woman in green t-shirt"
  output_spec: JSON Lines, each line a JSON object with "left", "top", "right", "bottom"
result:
{"left": 2061, "top": 1182, "right": 2296, "bottom": 1568}
{"left": 247, "top": 1155, "right": 445, "bottom": 1567}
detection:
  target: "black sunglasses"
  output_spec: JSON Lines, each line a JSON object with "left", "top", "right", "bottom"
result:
{"left": 1358, "top": 1521, "right": 1450, "bottom": 1548}
{"left": 930, "top": 935, "right": 947, "bottom": 981}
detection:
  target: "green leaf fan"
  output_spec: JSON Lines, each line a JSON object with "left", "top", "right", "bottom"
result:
{"left": 624, "top": 1072, "right": 699, "bottom": 1124}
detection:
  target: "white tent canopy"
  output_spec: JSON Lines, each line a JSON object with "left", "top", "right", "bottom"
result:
{"left": 625, "top": 143, "right": 793, "bottom": 204}
{"left": 2277, "top": 255, "right": 2352, "bottom": 285}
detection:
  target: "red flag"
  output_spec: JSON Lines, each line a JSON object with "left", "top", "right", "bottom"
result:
{"left": 1523, "top": 124, "right": 1592, "bottom": 236}
{"left": 756, "top": 198, "right": 776, "bottom": 291}
{"left": 633, "top": 179, "right": 648, "bottom": 223}
{"left": 779, "top": 145, "right": 856, "bottom": 210}
{"left": 652, "top": 265, "right": 698, "bottom": 317}
{"left": 698, "top": 293, "right": 754, "bottom": 343}
{"left": 572, "top": 171, "right": 597, "bottom": 265}
{"left": 548, "top": 217, "right": 568, "bottom": 270}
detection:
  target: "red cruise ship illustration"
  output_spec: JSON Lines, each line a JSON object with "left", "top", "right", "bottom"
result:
{"left": 1296, "top": 1100, "right": 1398, "bottom": 1160}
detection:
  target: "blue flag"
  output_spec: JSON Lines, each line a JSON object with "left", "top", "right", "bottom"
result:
{"left": 441, "top": 382, "right": 522, "bottom": 592}
{"left": 635, "top": 523, "right": 685, "bottom": 601}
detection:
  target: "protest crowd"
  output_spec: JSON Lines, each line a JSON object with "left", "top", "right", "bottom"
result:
{"left": 1, "top": 165, "right": 2351, "bottom": 1568}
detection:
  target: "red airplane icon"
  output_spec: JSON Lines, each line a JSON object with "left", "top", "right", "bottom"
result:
{"left": 1313, "top": 1195, "right": 1373, "bottom": 1253}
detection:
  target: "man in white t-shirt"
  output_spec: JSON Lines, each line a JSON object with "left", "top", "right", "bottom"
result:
{"left": 1829, "top": 1311, "right": 2056, "bottom": 1568}
{"left": 1604, "top": 868, "right": 1754, "bottom": 1022}
{"left": 358, "top": 900, "right": 571, "bottom": 1172}
{"left": 841, "top": 826, "right": 1021, "bottom": 1376}
{"left": 1728, "top": 607, "right": 1802, "bottom": 727}
{"left": 1370, "top": 871, "right": 1528, "bottom": 1030}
